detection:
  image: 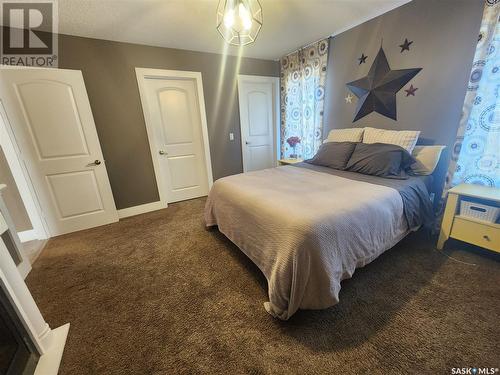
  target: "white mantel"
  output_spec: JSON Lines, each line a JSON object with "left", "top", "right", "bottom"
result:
{"left": 0, "top": 185, "right": 69, "bottom": 374}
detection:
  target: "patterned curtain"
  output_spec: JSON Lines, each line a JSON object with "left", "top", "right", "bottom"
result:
{"left": 444, "top": 0, "right": 500, "bottom": 195}
{"left": 280, "top": 38, "right": 329, "bottom": 159}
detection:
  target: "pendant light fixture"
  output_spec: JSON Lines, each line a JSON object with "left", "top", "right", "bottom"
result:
{"left": 216, "top": 0, "right": 263, "bottom": 46}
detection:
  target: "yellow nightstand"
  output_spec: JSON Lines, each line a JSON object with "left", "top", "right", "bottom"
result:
{"left": 278, "top": 158, "right": 304, "bottom": 166}
{"left": 437, "top": 183, "right": 500, "bottom": 253}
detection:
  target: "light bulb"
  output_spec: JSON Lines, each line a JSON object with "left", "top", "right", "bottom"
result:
{"left": 238, "top": 3, "right": 252, "bottom": 31}
{"left": 216, "top": 0, "right": 262, "bottom": 45}
{"left": 224, "top": 9, "right": 235, "bottom": 28}
{"left": 242, "top": 14, "right": 252, "bottom": 31}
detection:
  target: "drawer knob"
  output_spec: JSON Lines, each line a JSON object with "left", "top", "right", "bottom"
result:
{"left": 483, "top": 235, "right": 490, "bottom": 241}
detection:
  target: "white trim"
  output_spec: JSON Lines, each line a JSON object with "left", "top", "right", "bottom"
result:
{"left": 18, "top": 229, "right": 38, "bottom": 243}
{"left": 17, "top": 259, "right": 31, "bottom": 280}
{"left": 274, "top": 77, "right": 281, "bottom": 161}
{"left": 34, "top": 323, "right": 70, "bottom": 375}
{"left": 0, "top": 102, "right": 49, "bottom": 240}
{"left": 0, "top": 185, "right": 32, "bottom": 277}
{"left": 0, "top": 248, "right": 49, "bottom": 354}
{"left": 0, "top": 270, "right": 45, "bottom": 355}
{"left": 237, "top": 74, "right": 280, "bottom": 171}
{"left": 1, "top": 204, "right": 70, "bottom": 372}
{"left": 117, "top": 201, "right": 166, "bottom": 219}
{"left": 135, "top": 68, "right": 214, "bottom": 205}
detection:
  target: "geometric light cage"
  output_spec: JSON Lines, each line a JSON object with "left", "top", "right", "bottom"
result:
{"left": 216, "top": 0, "right": 263, "bottom": 46}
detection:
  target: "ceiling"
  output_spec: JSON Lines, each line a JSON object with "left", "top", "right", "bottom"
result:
{"left": 57, "top": 0, "right": 411, "bottom": 60}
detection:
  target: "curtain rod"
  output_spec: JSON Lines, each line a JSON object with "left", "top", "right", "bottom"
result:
{"left": 281, "top": 35, "right": 331, "bottom": 59}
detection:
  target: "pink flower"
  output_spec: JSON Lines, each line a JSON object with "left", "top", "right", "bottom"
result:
{"left": 286, "top": 136, "right": 301, "bottom": 148}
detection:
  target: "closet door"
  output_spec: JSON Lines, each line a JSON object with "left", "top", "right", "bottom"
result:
{"left": 136, "top": 68, "right": 213, "bottom": 204}
{"left": 238, "top": 75, "right": 279, "bottom": 172}
{"left": 0, "top": 68, "right": 118, "bottom": 236}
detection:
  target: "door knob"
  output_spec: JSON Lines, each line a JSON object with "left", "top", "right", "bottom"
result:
{"left": 89, "top": 159, "right": 101, "bottom": 166}
{"left": 245, "top": 141, "right": 251, "bottom": 145}
{"left": 159, "top": 150, "right": 167, "bottom": 155}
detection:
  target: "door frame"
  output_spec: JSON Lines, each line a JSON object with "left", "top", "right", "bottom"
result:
{"left": 237, "top": 74, "right": 280, "bottom": 172}
{"left": 135, "top": 68, "right": 213, "bottom": 206}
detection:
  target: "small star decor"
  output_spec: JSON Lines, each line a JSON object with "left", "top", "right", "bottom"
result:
{"left": 405, "top": 84, "right": 418, "bottom": 96}
{"left": 399, "top": 38, "right": 413, "bottom": 53}
{"left": 345, "top": 93, "right": 354, "bottom": 103}
{"left": 358, "top": 53, "right": 367, "bottom": 64}
{"left": 346, "top": 46, "right": 422, "bottom": 121}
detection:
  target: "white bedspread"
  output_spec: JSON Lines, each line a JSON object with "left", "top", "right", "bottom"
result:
{"left": 204, "top": 166, "right": 408, "bottom": 320}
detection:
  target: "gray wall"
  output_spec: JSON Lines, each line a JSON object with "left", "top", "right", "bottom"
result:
{"left": 323, "top": 0, "right": 483, "bottom": 148}
{"left": 58, "top": 35, "right": 279, "bottom": 210}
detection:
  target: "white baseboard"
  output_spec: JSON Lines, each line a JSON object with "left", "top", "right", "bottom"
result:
{"left": 117, "top": 201, "right": 166, "bottom": 219}
{"left": 18, "top": 229, "right": 38, "bottom": 243}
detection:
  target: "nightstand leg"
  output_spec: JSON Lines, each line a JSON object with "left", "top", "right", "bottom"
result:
{"left": 437, "top": 232, "right": 447, "bottom": 250}
{"left": 437, "top": 193, "right": 459, "bottom": 250}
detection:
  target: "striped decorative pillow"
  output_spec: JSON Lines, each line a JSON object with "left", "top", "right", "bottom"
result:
{"left": 362, "top": 127, "right": 420, "bottom": 153}
{"left": 411, "top": 145, "right": 446, "bottom": 175}
{"left": 324, "top": 128, "right": 364, "bottom": 143}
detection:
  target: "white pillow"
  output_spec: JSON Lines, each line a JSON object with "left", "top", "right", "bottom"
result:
{"left": 411, "top": 145, "right": 446, "bottom": 175}
{"left": 362, "top": 127, "right": 420, "bottom": 153}
{"left": 324, "top": 128, "right": 364, "bottom": 143}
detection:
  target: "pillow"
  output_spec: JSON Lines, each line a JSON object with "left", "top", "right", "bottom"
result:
{"left": 306, "top": 142, "right": 357, "bottom": 170}
{"left": 346, "top": 143, "right": 415, "bottom": 179}
{"left": 362, "top": 127, "right": 420, "bottom": 153}
{"left": 324, "top": 128, "right": 364, "bottom": 143}
{"left": 410, "top": 145, "right": 446, "bottom": 175}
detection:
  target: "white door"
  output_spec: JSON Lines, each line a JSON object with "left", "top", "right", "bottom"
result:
{"left": 0, "top": 68, "right": 118, "bottom": 236}
{"left": 238, "top": 75, "right": 279, "bottom": 172}
{"left": 136, "top": 69, "right": 212, "bottom": 204}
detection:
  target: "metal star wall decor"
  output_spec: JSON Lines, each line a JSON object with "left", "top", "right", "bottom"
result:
{"left": 358, "top": 53, "right": 367, "bottom": 64}
{"left": 399, "top": 38, "right": 413, "bottom": 53}
{"left": 345, "top": 93, "right": 354, "bottom": 103}
{"left": 405, "top": 84, "right": 418, "bottom": 96}
{"left": 346, "top": 47, "right": 422, "bottom": 121}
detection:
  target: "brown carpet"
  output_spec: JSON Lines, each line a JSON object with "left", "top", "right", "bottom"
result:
{"left": 26, "top": 198, "right": 499, "bottom": 374}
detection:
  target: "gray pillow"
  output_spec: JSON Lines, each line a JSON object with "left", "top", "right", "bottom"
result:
{"left": 345, "top": 143, "right": 415, "bottom": 179}
{"left": 305, "top": 142, "right": 357, "bottom": 170}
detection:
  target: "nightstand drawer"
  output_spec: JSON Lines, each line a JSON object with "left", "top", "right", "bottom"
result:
{"left": 451, "top": 216, "right": 500, "bottom": 252}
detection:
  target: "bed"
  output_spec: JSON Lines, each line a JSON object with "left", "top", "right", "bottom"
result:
{"left": 205, "top": 159, "right": 435, "bottom": 320}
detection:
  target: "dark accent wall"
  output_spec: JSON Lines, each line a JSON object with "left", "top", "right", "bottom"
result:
{"left": 323, "top": 0, "right": 483, "bottom": 148}
{"left": 58, "top": 35, "right": 279, "bottom": 210}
